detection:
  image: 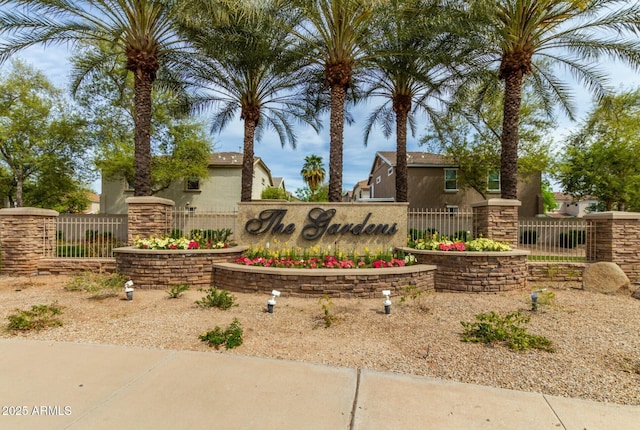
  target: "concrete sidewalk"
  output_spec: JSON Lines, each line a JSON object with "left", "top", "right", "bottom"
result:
{"left": 0, "top": 339, "right": 638, "bottom": 429}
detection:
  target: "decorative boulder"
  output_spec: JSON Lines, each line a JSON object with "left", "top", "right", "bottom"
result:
{"left": 632, "top": 287, "right": 640, "bottom": 300}
{"left": 582, "top": 262, "right": 630, "bottom": 294}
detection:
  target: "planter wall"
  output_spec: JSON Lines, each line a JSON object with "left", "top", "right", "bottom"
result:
{"left": 402, "top": 247, "right": 529, "bottom": 292}
{"left": 38, "top": 258, "right": 116, "bottom": 276}
{"left": 211, "top": 263, "right": 436, "bottom": 298}
{"left": 114, "top": 246, "right": 247, "bottom": 289}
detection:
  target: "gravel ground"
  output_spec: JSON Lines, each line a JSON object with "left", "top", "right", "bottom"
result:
{"left": 1, "top": 275, "right": 639, "bottom": 406}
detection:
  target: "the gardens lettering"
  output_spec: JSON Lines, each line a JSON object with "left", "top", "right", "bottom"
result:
{"left": 245, "top": 208, "right": 398, "bottom": 240}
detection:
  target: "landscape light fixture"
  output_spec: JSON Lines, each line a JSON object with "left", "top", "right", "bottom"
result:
{"left": 124, "top": 280, "right": 134, "bottom": 301}
{"left": 267, "top": 290, "right": 281, "bottom": 313}
{"left": 531, "top": 288, "right": 547, "bottom": 311}
{"left": 382, "top": 290, "right": 392, "bottom": 315}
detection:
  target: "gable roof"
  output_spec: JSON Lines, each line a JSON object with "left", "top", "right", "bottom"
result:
{"left": 376, "top": 151, "right": 455, "bottom": 167}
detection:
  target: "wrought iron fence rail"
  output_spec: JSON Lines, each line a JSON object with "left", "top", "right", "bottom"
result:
{"left": 52, "top": 214, "right": 128, "bottom": 258}
{"left": 169, "top": 208, "right": 239, "bottom": 240}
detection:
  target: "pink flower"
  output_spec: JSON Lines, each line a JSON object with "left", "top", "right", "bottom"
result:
{"left": 188, "top": 241, "right": 200, "bottom": 249}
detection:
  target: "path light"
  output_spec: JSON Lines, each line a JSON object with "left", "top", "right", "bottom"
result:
{"left": 267, "top": 290, "right": 280, "bottom": 313}
{"left": 124, "top": 280, "right": 134, "bottom": 301}
{"left": 531, "top": 288, "right": 546, "bottom": 311}
{"left": 382, "top": 290, "right": 392, "bottom": 315}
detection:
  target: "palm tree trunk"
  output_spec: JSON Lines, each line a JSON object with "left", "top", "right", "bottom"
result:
{"left": 328, "top": 85, "right": 346, "bottom": 202}
{"left": 241, "top": 119, "right": 257, "bottom": 202}
{"left": 500, "top": 70, "right": 523, "bottom": 200}
{"left": 395, "top": 106, "right": 409, "bottom": 203}
{"left": 133, "top": 69, "right": 154, "bottom": 197}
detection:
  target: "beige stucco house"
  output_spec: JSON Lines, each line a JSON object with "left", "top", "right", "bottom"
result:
{"left": 100, "top": 152, "right": 275, "bottom": 214}
{"left": 367, "top": 151, "right": 543, "bottom": 217}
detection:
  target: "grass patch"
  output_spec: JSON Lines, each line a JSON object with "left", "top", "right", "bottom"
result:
{"left": 64, "top": 272, "right": 128, "bottom": 299}
{"left": 6, "top": 302, "right": 64, "bottom": 332}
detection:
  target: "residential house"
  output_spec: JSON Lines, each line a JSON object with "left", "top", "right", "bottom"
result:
{"left": 100, "top": 152, "right": 275, "bottom": 214}
{"left": 350, "top": 179, "right": 371, "bottom": 202}
{"left": 550, "top": 192, "right": 600, "bottom": 218}
{"left": 367, "top": 151, "right": 543, "bottom": 217}
{"left": 83, "top": 192, "right": 101, "bottom": 214}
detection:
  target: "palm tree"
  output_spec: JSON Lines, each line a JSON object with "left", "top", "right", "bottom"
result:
{"left": 464, "top": 0, "right": 640, "bottom": 200}
{"left": 0, "top": 0, "right": 191, "bottom": 196}
{"left": 300, "top": 154, "right": 326, "bottom": 200}
{"left": 291, "top": 0, "right": 383, "bottom": 202}
{"left": 362, "top": 0, "right": 456, "bottom": 202}
{"left": 178, "top": 0, "right": 320, "bottom": 201}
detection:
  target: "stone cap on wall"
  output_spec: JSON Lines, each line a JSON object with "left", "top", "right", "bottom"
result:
{"left": 125, "top": 196, "right": 175, "bottom": 206}
{"left": 585, "top": 211, "right": 640, "bottom": 220}
{"left": 471, "top": 199, "right": 522, "bottom": 208}
{"left": 0, "top": 207, "right": 59, "bottom": 217}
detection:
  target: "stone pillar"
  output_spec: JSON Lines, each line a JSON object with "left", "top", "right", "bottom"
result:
{"left": 126, "top": 197, "right": 175, "bottom": 244}
{"left": 0, "top": 207, "right": 59, "bottom": 275}
{"left": 472, "top": 199, "right": 521, "bottom": 248}
{"left": 585, "top": 211, "right": 640, "bottom": 282}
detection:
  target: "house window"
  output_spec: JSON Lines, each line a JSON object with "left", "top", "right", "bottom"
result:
{"left": 487, "top": 171, "right": 500, "bottom": 192}
{"left": 446, "top": 205, "right": 459, "bottom": 215}
{"left": 186, "top": 177, "right": 200, "bottom": 191}
{"left": 444, "top": 169, "right": 458, "bottom": 191}
{"left": 388, "top": 167, "right": 393, "bottom": 176}
{"left": 375, "top": 176, "right": 381, "bottom": 184}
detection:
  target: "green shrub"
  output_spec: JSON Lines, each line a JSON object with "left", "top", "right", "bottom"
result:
{"left": 195, "top": 287, "right": 237, "bottom": 310}
{"left": 169, "top": 229, "right": 183, "bottom": 239}
{"left": 519, "top": 230, "right": 537, "bottom": 245}
{"left": 85, "top": 229, "right": 99, "bottom": 242}
{"left": 460, "top": 311, "right": 555, "bottom": 352}
{"left": 56, "top": 245, "right": 85, "bottom": 257}
{"left": 167, "top": 284, "right": 190, "bottom": 299}
{"left": 559, "top": 232, "right": 576, "bottom": 248}
{"left": 454, "top": 230, "right": 469, "bottom": 241}
{"left": 573, "top": 229, "right": 586, "bottom": 245}
{"left": 7, "top": 302, "right": 64, "bottom": 332}
{"left": 318, "top": 295, "right": 337, "bottom": 328}
{"left": 56, "top": 230, "right": 65, "bottom": 241}
{"left": 199, "top": 318, "right": 244, "bottom": 349}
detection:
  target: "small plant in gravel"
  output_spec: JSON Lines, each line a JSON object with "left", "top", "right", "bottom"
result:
{"left": 64, "top": 272, "right": 127, "bottom": 299}
{"left": 195, "top": 287, "right": 237, "bottom": 310}
{"left": 6, "top": 302, "right": 64, "bottom": 332}
{"left": 399, "top": 285, "right": 422, "bottom": 304}
{"left": 166, "top": 284, "right": 190, "bottom": 299}
{"left": 530, "top": 289, "right": 556, "bottom": 311}
{"left": 460, "top": 311, "right": 555, "bottom": 352}
{"left": 318, "top": 295, "right": 337, "bottom": 328}
{"left": 199, "top": 318, "right": 243, "bottom": 349}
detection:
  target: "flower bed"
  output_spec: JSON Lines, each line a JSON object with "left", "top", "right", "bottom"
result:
{"left": 235, "top": 245, "right": 414, "bottom": 269}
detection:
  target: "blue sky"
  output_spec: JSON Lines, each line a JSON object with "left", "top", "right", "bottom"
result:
{"left": 9, "top": 44, "right": 640, "bottom": 194}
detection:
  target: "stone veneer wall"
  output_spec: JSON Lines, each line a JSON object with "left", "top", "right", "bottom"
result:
{"left": 37, "top": 258, "right": 116, "bottom": 276}
{"left": 126, "top": 196, "right": 174, "bottom": 244}
{"left": 0, "top": 207, "right": 58, "bottom": 275}
{"left": 472, "top": 199, "right": 521, "bottom": 248}
{"left": 114, "top": 246, "right": 247, "bottom": 289}
{"left": 585, "top": 212, "right": 640, "bottom": 283}
{"left": 526, "top": 262, "right": 585, "bottom": 285}
{"left": 211, "top": 263, "right": 436, "bottom": 298}
{"left": 405, "top": 248, "right": 529, "bottom": 292}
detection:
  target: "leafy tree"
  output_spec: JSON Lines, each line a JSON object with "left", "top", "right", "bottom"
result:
{"left": 423, "top": 83, "right": 555, "bottom": 198}
{"left": 557, "top": 88, "right": 640, "bottom": 211}
{"left": 541, "top": 179, "right": 556, "bottom": 213}
{"left": 178, "top": 0, "right": 319, "bottom": 201}
{"left": 0, "top": 60, "right": 90, "bottom": 209}
{"left": 261, "top": 186, "right": 289, "bottom": 200}
{"left": 0, "top": 0, "right": 191, "bottom": 196}
{"left": 291, "top": 0, "right": 383, "bottom": 202}
{"left": 71, "top": 45, "right": 212, "bottom": 193}
{"left": 461, "top": 0, "right": 640, "bottom": 200}
{"left": 295, "top": 183, "right": 329, "bottom": 202}
{"left": 300, "top": 154, "right": 326, "bottom": 201}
